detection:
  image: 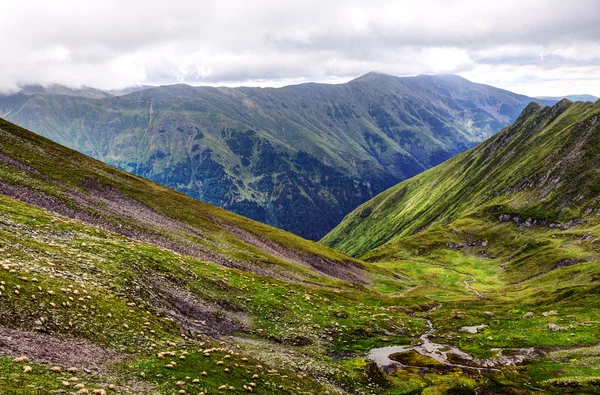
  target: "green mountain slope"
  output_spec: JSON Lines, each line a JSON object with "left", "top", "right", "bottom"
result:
{"left": 0, "top": 117, "right": 428, "bottom": 393}
{"left": 0, "top": 73, "right": 548, "bottom": 240}
{"left": 323, "top": 99, "right": 600, "bottom": 257}
{"left": 319, "top": 100, "right": 600, "bottom": 394}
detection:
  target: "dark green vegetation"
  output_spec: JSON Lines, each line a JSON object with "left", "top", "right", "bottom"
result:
{"left": 322, "top": 99, "right": 600, "bottom": 393}
{"left": 0, "top": 73, "right": 550, "bottom": 240}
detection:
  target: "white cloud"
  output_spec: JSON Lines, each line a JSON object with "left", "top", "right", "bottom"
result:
{"left": 0, "top": 0, "right": 599, "bottom": 96}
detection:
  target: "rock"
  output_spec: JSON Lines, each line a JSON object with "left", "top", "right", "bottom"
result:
{"left": 364, "top": 361, "right": 389, "bottom": 386}
{"left": 525, "top": 312, "right": 534, "bottom": 318}
{"left": 548, "top": 323, "right": 568, "bottom": 331}
{"left": 543, "top": 311, "right": 558, "bottom": 317}
{"left": 460, "top": 324, "right": 487, "bottom": 334}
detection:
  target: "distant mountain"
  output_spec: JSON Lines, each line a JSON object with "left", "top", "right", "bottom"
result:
{"left": 0, "top": 73, "right": 549, "bottom": 239}
{"left": 536, "top": 94, "right": 599, "bottom": 102}
{"left": 17, "top": 84, "right": 114, "bottom": 99}
{"left": 107, "top": 85, "right": 155, "bottom": 96}
{"left": 323, "top": 99, "right": 600, "bottom": 260}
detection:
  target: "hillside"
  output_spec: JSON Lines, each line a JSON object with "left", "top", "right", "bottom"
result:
{"left": 0, "top": 117, "right": 428, "bottom": 394}
{"left": 323, "top": 99, "right": 600, "bottom": 258}
{"left": 319, "top": 99, "right": 600, "bottom": 394}
{"left": 0, "top": 73, "right": 549, "bottom": 240}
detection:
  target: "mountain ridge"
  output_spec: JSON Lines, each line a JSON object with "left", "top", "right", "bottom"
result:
{"left": 322, "top": 98, "right": 600, "bottom": 259}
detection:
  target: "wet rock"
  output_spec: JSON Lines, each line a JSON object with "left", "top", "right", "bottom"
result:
{"left": 364, "top": 361, "right": 389, "bottom": 386}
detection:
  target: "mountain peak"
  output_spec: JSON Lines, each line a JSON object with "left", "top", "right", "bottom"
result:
{"left": 350, "top": 71, "right": 394, "bottom": 82}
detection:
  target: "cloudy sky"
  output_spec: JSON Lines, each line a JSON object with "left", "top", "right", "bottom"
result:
{"left": 1, "top": 0, "right": 600, "bottom": 96}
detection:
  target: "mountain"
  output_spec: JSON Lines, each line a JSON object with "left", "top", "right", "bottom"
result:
{"left": 17, "top": 84, "right": 114, "bottom": 99}
{"left": 323, "top": 99, "right": 600, "bottom": 258}
{"left": 537, "top": 94, "right": 599, "bottom": 102}
{"left": 320, "top": 100, "right": 600, "bottom": 393}
{"left": 0, "top": 117, "right": 423, "bottom": 393}
{"left": 0, "top": 73, "right": 549, "bottom": 240}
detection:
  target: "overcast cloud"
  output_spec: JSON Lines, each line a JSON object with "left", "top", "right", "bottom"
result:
{"left": 1, "top": 0, "right": 600, "bottom": 96}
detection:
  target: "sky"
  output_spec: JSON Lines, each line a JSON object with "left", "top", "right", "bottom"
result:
{"left": 1, "top": 0, "right": 600, "bottom": 97}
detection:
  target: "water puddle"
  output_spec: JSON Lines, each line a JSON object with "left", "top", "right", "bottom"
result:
{"left": 366, "top": 304, "right": 542, "bottom": 373}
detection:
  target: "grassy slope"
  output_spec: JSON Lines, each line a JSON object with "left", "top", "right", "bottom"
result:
{"left": 0, "top": 117, "right": 362, "bottom": 282}
{"left": 320, "top": 99, "right": 600, "bottom": 393}
{"left": 0, "top": 118, "right": 437, "bottom": 394}
{"left": 323, "top": 99, "right": 600, "bottom": 258}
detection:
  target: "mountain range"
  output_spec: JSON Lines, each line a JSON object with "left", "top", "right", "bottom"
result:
{"left": 0, "top": 72, "right": 560, "bottom": 240}
{"left": 2, "top": 95, "right": 600, "bottom": 393}
{"left": 536, "top": 94, "right": 599, "bottom": 102}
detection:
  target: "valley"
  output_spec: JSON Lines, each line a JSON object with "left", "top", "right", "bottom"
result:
{"left": 1, "top": 98, "right": 600, "bottom": 393}
{"left": 2, "top": 0, "right": 600, "bottom": 393}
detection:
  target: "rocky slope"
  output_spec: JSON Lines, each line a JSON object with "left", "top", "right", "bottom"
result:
{"left": 0, "top": 73, "right": 549, "bottom": 240}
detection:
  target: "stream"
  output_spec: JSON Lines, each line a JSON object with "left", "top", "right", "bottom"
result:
{"left": 367, "top": 303, "right": 543, "bottom": 374}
